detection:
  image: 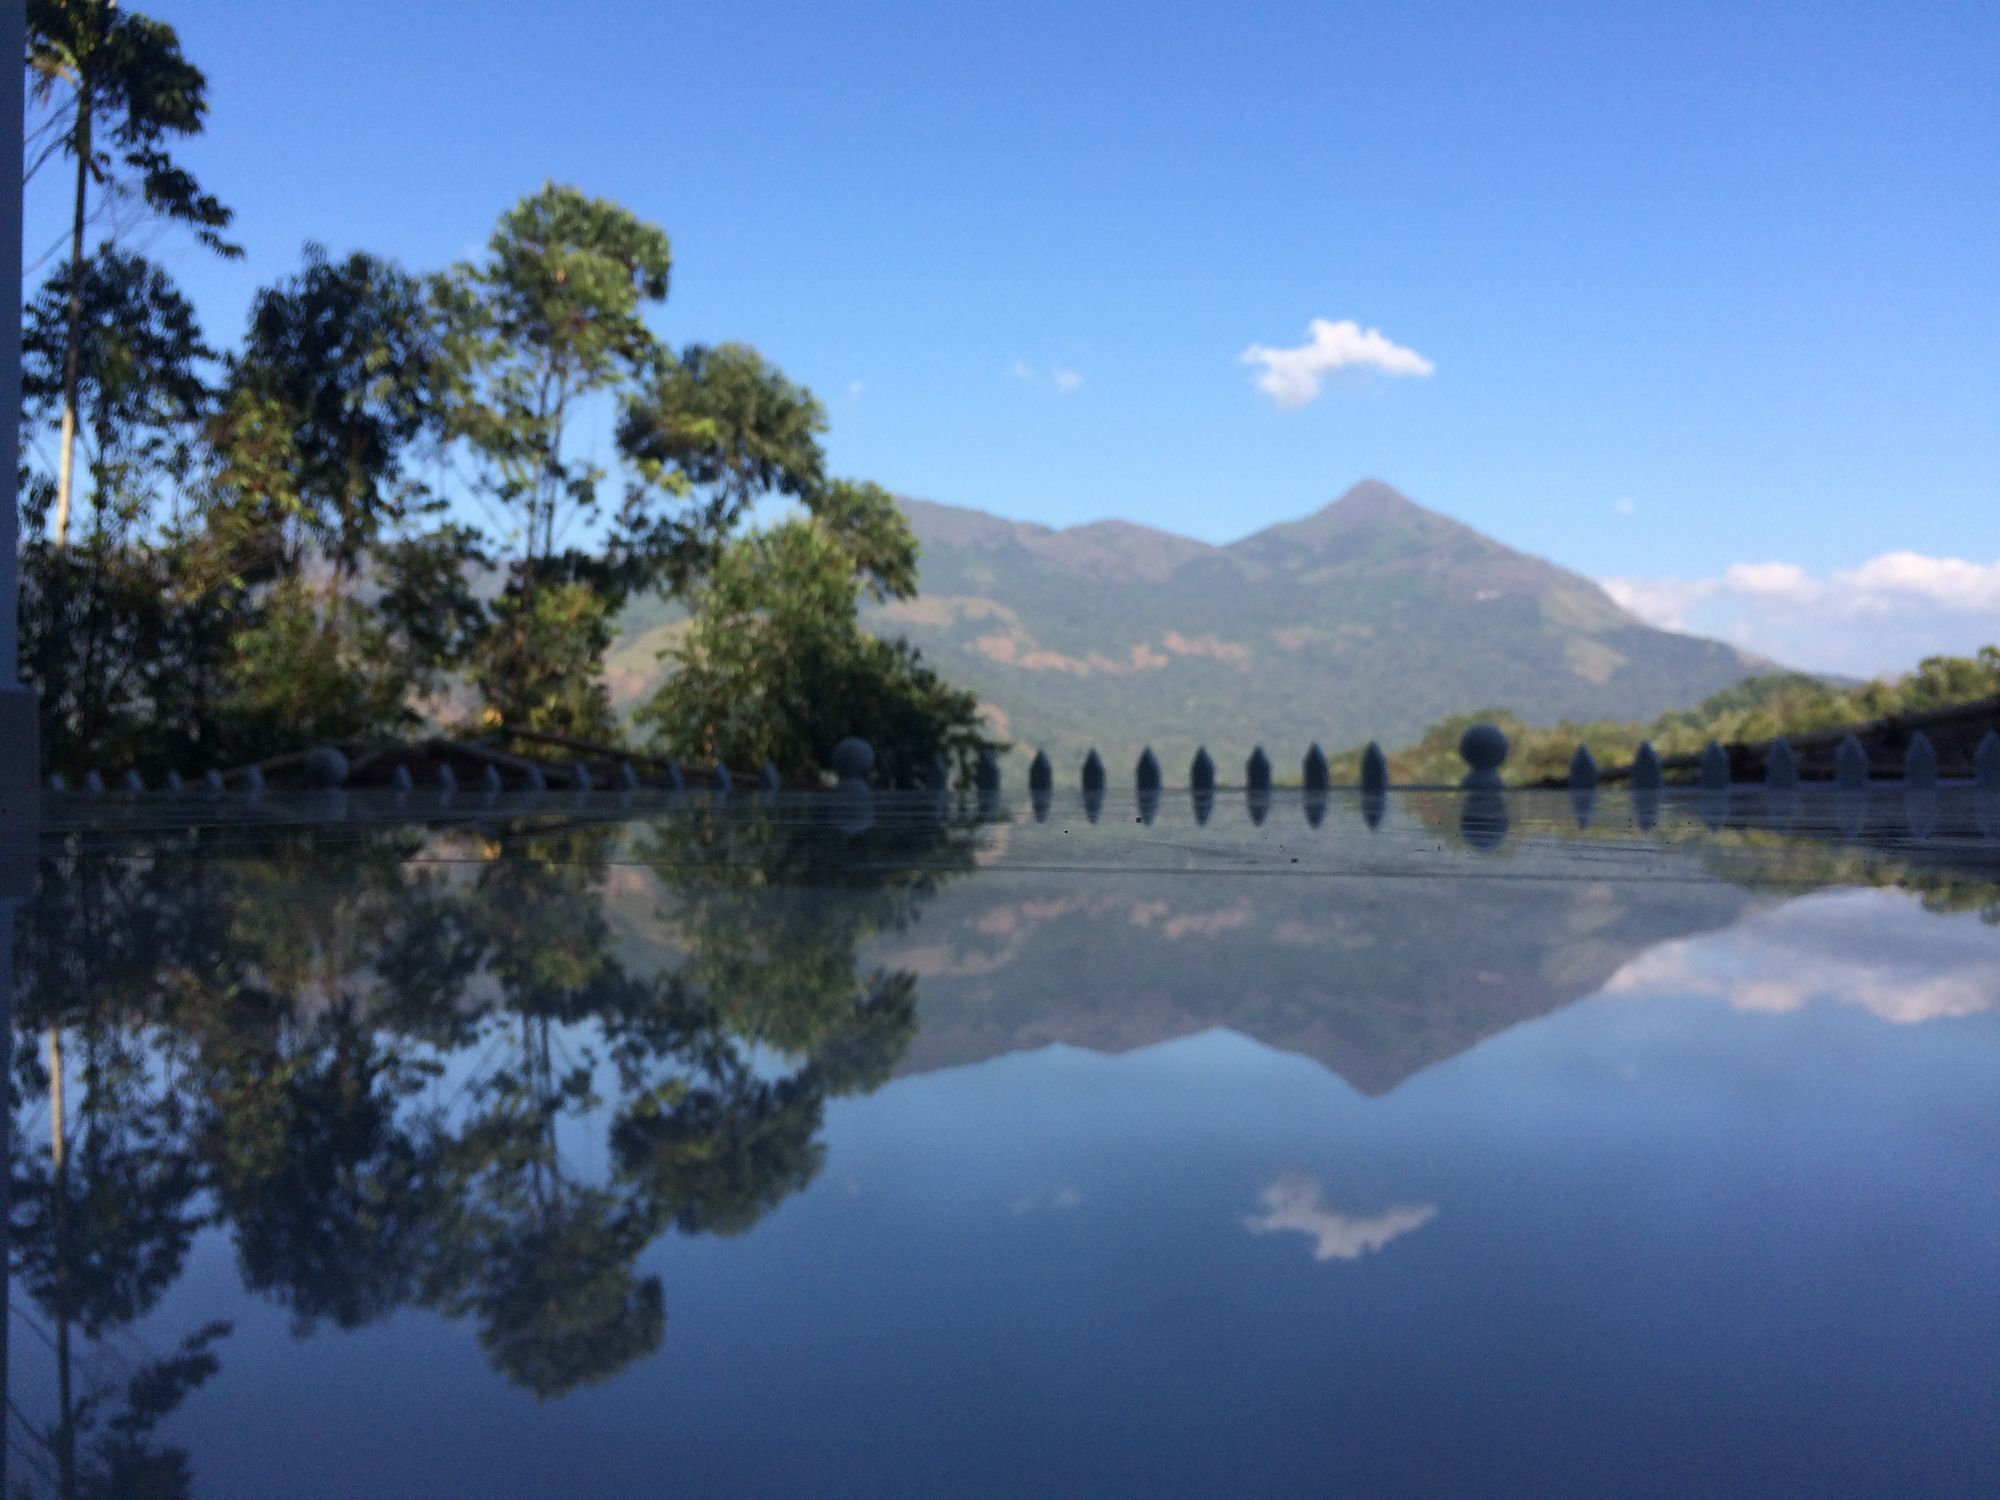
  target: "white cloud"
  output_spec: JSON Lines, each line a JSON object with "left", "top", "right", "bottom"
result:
{"left": 845, "top": 380, "right": 866, "bottom": 401}
{"left": 1010, "top": 359, "right": 1083, "bottom": 395}
{"left": 1602, "top": 548, "right": 2000, "bottom": 675}
{"left": 1242, "top": 1172, "right": 1437, "bottom": 1262}
{"left": 1239, "top": 318, "right": 1434, "bottom": 408}
{"left": 1614, "top": 497, "right": 1637, "bottom": 516}
{"left": 1604, "top": 889, "right": 2000, "bottom": 1026}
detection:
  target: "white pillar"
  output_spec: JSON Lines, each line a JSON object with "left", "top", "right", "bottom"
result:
{"left": 0, "top": 0, "right": 36, "bottom": 819}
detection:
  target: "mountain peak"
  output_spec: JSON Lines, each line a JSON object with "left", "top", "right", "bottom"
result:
{"left": 1325, "top": 478, "right": 1422, "bottom": 518}
{"left": 1227, "top": 478, "right": 1482, "bottom": 562}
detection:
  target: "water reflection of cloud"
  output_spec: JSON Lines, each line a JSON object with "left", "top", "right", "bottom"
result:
{"left": 1242, "top": 1172, "right": 1438, "bottom": 1262}
{"left": 1605, "top": 889, "right": 2000, "bottom": 1025}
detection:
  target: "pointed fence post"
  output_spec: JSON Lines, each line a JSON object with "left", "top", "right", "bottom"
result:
{"left": 1765, "top": 738, "right": 1799, "bottom": 790}
{"left": 1028, "top": 750, "right": 1052, "bottom": 794}
{"left": 1698, "top": 739, "right": 1730, "bottom": 791}
{"left": 482, "top": 764, "right": 504, "bottom": 793}
{"left": 1245, "top": 747, "right": 1272, "bottom": 792}
{"left": 1302, "top": 743, "right": 1329, "bottom": 793}
{"left": 1834, "top": 734, "right": 1869, "bottom": 791}
{"left": 1360, "top": 742, "right": 1387, "bottom": 796}
{"left": 1081, "top": 750, "right": 1105, "bottom": 793}
{"left": 619, "top": 762, "right": 641, "bottom": 791}
{"left": 120, "top": 770, "right": 144, "bottom": 793}
{"left": 975, "top": 748, "right": 1001, "bottom": 793}
{"left": 82, "top": 770, "right": 104, "bottom": 795}
{"left": 570, "top": 762, "right": 594, "bottom": 793}
{"left": 391, "top": 765, "right": 414, "bottom": 794}
{"left": 760, "top": 760, "right": 783, "bottom": 793}
{"left": 1136, "top": 748, "right": 1161, "bottom": 793}
{"left": 1569, "top": 744, "right": 1598, "bottom": 791}
{"left": 243, "top": 766, "right": 265, "bottom": 795}
{"left": 1629, "top": 742, "right": 1662, "bottom": 792}
{"left": 162, "top": 770, "right": 183, "bottom": 794}
{"left": 664, "top": 761, "right": 686, "bottom": 793}
{"left": 523, "top": 764, "right": 546, "bottom": 792}
{"left": 434, "top": 762, "right": 457, "bottom": 793}
{"left": 1977, "top": 731, "right": 2000, "bottom": 792}
{"left": 1903, "top": 731, "right": 1938, "bottom": 790}
{"left": 712, "top": 763, "right": 733, "bottom": 795}
{"left": 202, "top": 769, "right": 224, "bottom": 796}
{"left": 1190, "top": 747, "right": 1215, "bottom": 793}
{"left": 44, "top": 773, "right": 63, "bottom": 793}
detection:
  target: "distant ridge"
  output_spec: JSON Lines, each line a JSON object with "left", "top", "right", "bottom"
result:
{"left": 610, "top": 480, "right": 1781, "bottom": 772}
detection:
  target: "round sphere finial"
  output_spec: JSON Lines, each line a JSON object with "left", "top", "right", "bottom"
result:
{"left": 302, "top": 746, "right": 350, "bottom": 788}
{"left": 830, "top": 737, "right": 876, "bottom": 782}
{"left": 1458, "top": 723, "right": 1509, "bottom": 775}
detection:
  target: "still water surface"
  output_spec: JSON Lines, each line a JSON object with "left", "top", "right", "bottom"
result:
{"left": 6, "top": 790, "right": 1998, "bottom": 1497}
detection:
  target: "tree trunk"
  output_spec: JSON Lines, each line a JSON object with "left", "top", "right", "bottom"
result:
{"left": 52, "top": 91, "right": 91, "bottom": 552}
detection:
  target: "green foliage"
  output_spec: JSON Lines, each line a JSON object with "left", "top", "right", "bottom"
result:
{"left": 638, "top": 513, "right": 1002, "bottom": 783}
{"left": 26, "top": 0, "right": 239, "bottom": 255}
{"left": 1352, "top": 648, "right": 2000, "bottom": 785}
{"left": 12, "top": 173, "right": 991, "bottom": 773}
{"left": 21, "top": 248, "right": 212, "bottom": 517}
{"left": 469, "top": 577, "right": 620, "bottom": 741}
{"left": 229, "top": 245, "right": 453, "bottom": 577}
{"left": 613, "top": 341, "right": 828, "bottom": 588}
{"left": 448, "top": 182, "right": 671, "bottom": 569}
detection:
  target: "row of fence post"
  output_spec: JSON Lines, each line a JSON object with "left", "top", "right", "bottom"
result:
{"left": 38, "top": 723, "right": 2000, "bottom": 802}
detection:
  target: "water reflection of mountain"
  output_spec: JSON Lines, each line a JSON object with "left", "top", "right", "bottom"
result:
{"left": 876, "top": 872, "right": 1768, "bottom": 1094}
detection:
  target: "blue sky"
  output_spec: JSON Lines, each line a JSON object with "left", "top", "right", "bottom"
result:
{"left": 24, "top": 1, "right": 2000, "bottom": 674}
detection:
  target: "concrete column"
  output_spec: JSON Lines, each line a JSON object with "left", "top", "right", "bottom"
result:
{"left": 0, "top": 0, "right": 37, "bottom": 817}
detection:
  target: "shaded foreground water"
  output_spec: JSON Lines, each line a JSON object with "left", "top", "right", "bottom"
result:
{"left": 5, "top": 788, "right": 1999, "bottom": 1497}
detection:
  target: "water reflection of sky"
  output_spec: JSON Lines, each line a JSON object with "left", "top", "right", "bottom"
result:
{"left": 7, "top": 796, "right": 2000, "bottom": 1497}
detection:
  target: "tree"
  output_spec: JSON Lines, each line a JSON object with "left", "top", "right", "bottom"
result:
{"left": 226, "top": 245, "right": 455, "bottom": 591}
{"left": 638, "top": 511, "right": 1002, "bottom": 784}
{"left": 206, "top": 246, "right": 480, "bottom": 755}
{"left": 26, "top": 0, "right": 238, "bottom": 548}
{"left": 448, "top": 185, "right": 671, "bottom": 734}
{"left": 17, "top": 249, "right": 215, "bottom": 772}
{"left": 613, "top": 341, "right": 829, "bottom": 592}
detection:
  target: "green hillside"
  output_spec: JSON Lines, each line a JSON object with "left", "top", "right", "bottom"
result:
{"left": 613, "top": 480, "right": 1777, "bottom": 776}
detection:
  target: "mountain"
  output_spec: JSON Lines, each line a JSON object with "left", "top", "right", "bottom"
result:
{"left": 609, "top": 479, "right": 1777, "bottom": 775}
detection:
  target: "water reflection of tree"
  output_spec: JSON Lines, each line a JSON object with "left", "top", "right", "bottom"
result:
{"left": 7, "top": 803, "right": 979, "bottom": 1475}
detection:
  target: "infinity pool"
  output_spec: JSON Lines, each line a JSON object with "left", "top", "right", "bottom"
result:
{"left": 5, "top": 789, "right": 1997, "bottom": 1497}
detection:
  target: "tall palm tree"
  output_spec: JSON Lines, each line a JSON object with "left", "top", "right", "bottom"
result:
{"left": 25, "top": 0, "right": 237, "bottom": 549}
